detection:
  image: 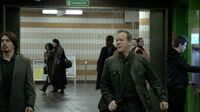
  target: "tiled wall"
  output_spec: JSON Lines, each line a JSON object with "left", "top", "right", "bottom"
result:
{"left": 20, "top": 9, "right": 139, "bottom": 81}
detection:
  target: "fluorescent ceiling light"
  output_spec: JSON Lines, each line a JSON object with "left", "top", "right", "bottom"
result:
{"left": 65, "top": 10, "right": 83, "bottom": 15}
{"left": 42, "top": 10, "right": 58, "bottom": 14}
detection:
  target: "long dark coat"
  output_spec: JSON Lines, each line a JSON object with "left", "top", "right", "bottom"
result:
{"left": 0, "top": 55, "right": 36, "bottom": 112}
{"left": 52, "top": 45, "right": 67, "bottom": 90}
{"left": 96, "top": 45, "right": 116, "bottom": 89}
{"left": 44, "top": 50, "right": 54, "bottom": 83}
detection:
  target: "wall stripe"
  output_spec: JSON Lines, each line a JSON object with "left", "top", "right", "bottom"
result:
{"left": 139, "top": 18, "right": 150, "bottom": 25}
{"left": 77, "top": 70, "right": 97, "bottom": 75}
{"left": 21, "top": 22, "right": 137, "bottom": 29}
{"left": 76, "top": 59, "right": 97, "bottom": 65}
{"left": 20, "top": 11, "right": 124, "bottom": 19}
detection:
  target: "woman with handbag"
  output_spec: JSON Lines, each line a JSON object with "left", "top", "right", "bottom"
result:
{"left": 51, "top": 39, "right": 67, "bottom": 94}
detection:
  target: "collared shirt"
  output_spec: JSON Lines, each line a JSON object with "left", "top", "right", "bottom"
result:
{"left": 1, "top": 55, "right": 15, "bottom": 95}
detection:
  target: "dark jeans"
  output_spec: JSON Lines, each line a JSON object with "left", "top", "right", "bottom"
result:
{"left": 100, "top": 102, "right": 145, "bottom": 112}
{"left": 168, "top": 86, "right": 186, "bottom": 112}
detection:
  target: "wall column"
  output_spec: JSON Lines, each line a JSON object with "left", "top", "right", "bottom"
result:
{"left": 139, "top": 10, "right": 150, "bottom": 55}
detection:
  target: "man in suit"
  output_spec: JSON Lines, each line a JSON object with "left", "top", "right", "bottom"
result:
{"left": 96, "top": 35, "right": 117, "bottom": 90}
{"left": 0, "top": 31, "right": 36, "bottom": 112}
{"left": 98, "top": 30, "right": 168, "bottom": 112}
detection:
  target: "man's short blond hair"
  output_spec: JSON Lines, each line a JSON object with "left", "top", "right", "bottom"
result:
{"left": 117, "top": 30, "right": 132, "bottom": 41}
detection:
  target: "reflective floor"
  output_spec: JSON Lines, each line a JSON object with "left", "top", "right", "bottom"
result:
{"left": 35, "top": 83, "right": 101, "bottom": 112}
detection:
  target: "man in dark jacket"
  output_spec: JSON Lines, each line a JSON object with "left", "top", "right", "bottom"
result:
{"left": 98, "top": 30, "right": 168, "bottom": 112}
{"left": 96, "top": 35, "right": 117, "bottom": 90}
{"left": 0, "top": 32, "right": 36, "bottom": 112}
{"left": 166, "top": 35, "right": 200, "bottom": 112}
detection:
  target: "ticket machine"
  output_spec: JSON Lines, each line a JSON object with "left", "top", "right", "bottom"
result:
{"left": 191, "top": 32, "right": 200, "bottom": 93}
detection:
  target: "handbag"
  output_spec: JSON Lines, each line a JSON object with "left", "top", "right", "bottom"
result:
{"left": 64, "top": 58, "right": 72, "bottom": 69}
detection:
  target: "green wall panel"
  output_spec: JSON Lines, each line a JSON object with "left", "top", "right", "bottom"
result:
{"left": 186, "top": 0, "right": 200, "bottom": 111}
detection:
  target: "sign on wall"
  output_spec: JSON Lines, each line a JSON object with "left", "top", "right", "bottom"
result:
{"left": 33, "top": 60, "right": 47, "bottom": 81}
{"left": 66, "top": 0, "right": 89, "bottom": 7}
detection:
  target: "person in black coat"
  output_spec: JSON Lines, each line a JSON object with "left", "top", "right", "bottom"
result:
{"left": 52, "top": 39, "right": 67, "bottom": 93}
{"left": 40, "top": 43, "right": 54, "bottom": 93}
{"left": 166, "top": 35, "right": 200, "bottom": 112}
{"left": 96, "top": 35, "right": 117, "bottom": 90}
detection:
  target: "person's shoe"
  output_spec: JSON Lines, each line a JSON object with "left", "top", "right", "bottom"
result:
{"left": 40, "top": 88, "right": 46, "bottom": 93}
{"left": 51, "top": 90, "right": 57, "bottom": 92}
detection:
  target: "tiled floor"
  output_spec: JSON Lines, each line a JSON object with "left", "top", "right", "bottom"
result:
{"left": 34, "top": 82, "right": 162, "bottom": 112}
{"left": 35, "top": 83, "right": 101, "bottom": 112}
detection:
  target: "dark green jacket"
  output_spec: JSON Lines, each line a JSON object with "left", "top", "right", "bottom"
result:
{"left": 98, "top": 52, "right": 167, "bottom": 111}
{"left": 0, "top": 55, "right": 36, "bottom": 112}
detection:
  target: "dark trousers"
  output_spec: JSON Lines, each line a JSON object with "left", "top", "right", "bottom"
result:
{"left": 168, "top": 86, "right": 186, "bottom": 112}
{"left": 120, "top": 102, "right": 145, "bottom": 112}
{"left": 100, "top": 102, "right": 145, "bottom": 112}
{"left": 41, "top": 77, "right": 50, "bottom": 92}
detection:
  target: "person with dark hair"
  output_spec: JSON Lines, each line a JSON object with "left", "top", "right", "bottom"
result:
{"left": 98, "top": 30, "right": 168, "bottom": 112}
{"left": 166, "top": 35, "right": 200, "bottom": 112}
{"left": 133, "top": 38, "right": 150, "bottom": 61}
{"left": 130, "top": 38, "right": 137, "bottom": 51}
{"left": 51, "top": 39, "right": 67, "bottom": 93}
{"left": 96, "top": 35, "right": 117, "bottom": 90}
{"left": 0, "top": 31, "right": 36, "bottom": 112}
{"left": 40, "top": 43, "right": 54, "bottom": 93}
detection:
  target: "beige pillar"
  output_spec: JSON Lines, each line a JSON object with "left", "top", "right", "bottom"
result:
{"left": 139, "top": 10, "right": 150, "bottom": 56}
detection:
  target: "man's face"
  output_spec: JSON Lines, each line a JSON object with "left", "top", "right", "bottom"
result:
{"left": 138, "top": 39, "right": 144, "bottom": 47}
{"left": 132, "top": 39, "right": 137, "bottom": 47}
{"left": 1, "top": 35, "right": 15, "bottom": 53}
{"left": 116, "top": 32, "right": 131, "bottom": 53}
{"left": 106, "top": 38, "right": 113, "bottom": 47}
{"left": 179, "top": 42, "right": 187, "bottom": 53}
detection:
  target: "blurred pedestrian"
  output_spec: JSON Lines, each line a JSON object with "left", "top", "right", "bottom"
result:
{"left": 96, "top": 35, "right": 117, "bottom": 90}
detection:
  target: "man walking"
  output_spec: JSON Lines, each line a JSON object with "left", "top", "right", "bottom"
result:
{"left": 98, "top": 30, "right": 168, "bottom": 112}
{"left": 0, "top": 31, "right": 36, "bottom": 112}
{"left": 96, "top": 35, "right": 117, "bottom": 90}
